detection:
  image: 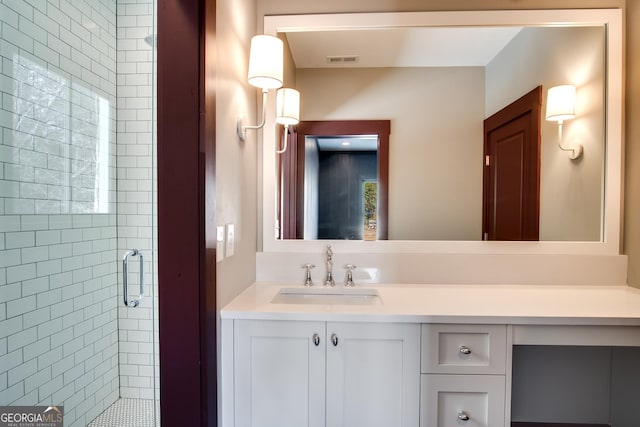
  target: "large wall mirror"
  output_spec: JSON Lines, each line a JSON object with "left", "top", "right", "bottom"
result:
{"left": 261, "top": 9, "right": 622, "bottom": 255}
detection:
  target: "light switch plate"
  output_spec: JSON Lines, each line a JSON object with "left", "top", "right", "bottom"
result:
{"left": 216, "top": 226, "right": 225, "bottom": 262}
{"left": 225, "top": 223, "right": 235, "bottom": 258}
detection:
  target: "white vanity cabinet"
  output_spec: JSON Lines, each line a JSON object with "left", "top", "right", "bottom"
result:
{"left": 233, "top": 320, "right": 420, "bottom": 427}
{"left": 325, "top": 322, "right": 421, "bottom": 427}
{"left": 420, "top": 324, "right": 508, "bottom": 427}
{"left": 233, "top": 320, "right": 326, "bottom": 427}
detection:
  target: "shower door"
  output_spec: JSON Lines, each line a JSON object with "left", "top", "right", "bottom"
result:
{"left": 0, "top": 0, "right": 159, "bottom": 425}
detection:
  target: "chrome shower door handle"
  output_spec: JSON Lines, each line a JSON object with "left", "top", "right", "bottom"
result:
{"left": 123, "top": 249, "right": 144, "bottom": 307}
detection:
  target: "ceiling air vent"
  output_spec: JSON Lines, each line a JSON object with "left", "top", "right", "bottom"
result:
{"left": 326, "top": 55, "right": 360, "bottom": 64}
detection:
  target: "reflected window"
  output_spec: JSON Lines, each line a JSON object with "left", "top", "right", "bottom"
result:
{"left": 363, "top": 180, "right": 377, "bottom": 241}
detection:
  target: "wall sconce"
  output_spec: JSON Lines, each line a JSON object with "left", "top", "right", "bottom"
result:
{"left": 545, "top": 84, "right": 583, "bottom": 160}
{"left": 237, "top": 35, "right": 284, "bottom": 141}
{"left": 275, "top": 88, "right": 300, "bottom": 154}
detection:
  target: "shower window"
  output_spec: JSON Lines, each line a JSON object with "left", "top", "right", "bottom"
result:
{"left": 5, "top": 53, "right": 114, "bottom": 214}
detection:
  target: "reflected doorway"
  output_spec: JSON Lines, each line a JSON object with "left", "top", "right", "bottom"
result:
{"left": 314, "top": 140, "right": 377, "bottom": 240}
{"left": 483, "top": 87, "right": 542, "bottom": 241}
{"left": 280, "top": 120, "right": 390, "bottom": 240}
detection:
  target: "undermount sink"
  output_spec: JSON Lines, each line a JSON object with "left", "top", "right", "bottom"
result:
{"left": 271, "top": 287, "right": 381, "bottom": 305}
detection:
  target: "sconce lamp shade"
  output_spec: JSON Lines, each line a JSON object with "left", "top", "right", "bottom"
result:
{"left": 247, "top": 35, "right": 284, "bottom": 90}
{"left": 546, "top": 85, "right": 576, "bottom": 122}
{"left": 276, "top": 88, "right": 300, "bottom": 126}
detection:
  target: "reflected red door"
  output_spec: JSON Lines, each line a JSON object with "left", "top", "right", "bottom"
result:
{"left": 483, "top": 86, "right": 542, "bottom": 241}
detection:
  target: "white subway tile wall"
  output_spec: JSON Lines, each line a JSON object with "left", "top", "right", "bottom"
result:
{"left": 0, "top": 214, "right": 119, "bottom": 427}
{"left": 116, "top": 0, "right": 157, "bottom": 401}
{"left": 0, "top": 0, "right": 158, "bottom": 425}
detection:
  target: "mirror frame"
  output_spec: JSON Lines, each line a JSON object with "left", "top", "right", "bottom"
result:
{"left": 261, "top": 9, "right": 623, "bottom": 255}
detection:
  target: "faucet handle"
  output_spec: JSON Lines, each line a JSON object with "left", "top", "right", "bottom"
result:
{"left": 344, "top": 264, "right": 357, "bottom": 287}
{"left": 302, "top": 263, "right": 315, "bottom": 287}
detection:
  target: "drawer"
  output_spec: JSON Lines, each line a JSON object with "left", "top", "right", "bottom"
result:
{"left": 420, "top": 374, "right": 506, "bottom": 427}
{"left": 421, "top": 324, "right": 507, "bottom": 374}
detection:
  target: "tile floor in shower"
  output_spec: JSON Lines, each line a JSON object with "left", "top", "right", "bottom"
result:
{"left": 88, "top": 398, "right": 159, "bottom": 427}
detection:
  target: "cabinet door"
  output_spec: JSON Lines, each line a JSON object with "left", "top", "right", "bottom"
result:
{"left": 326, "top": 322, "right": 420, "bottom": 427}
{"left": 234, "top": 320, "right": 325, "bottom": 427}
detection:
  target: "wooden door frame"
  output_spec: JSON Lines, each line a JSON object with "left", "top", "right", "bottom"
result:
{"left": 483, "top": 86, "right": 542, "bottom": 241}
{"left": 157, "top": 0, "right": 217, "bottom": 425}
{"left": 284, "top": 120, "right": 390, "bottom": 240}
{"left": 279, "top": 126, "right": 298, "bottom": 239}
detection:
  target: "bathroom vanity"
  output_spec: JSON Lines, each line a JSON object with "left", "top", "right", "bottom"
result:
{"left": 220, "top": 283, "right": 640, "bottom": 427}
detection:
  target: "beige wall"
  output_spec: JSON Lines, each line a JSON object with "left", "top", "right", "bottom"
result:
{"left": 216, "top": 0, "right": 259, "bottom": 308}
{"left": 297, "top": 67, "right": 485, "bottom": 240}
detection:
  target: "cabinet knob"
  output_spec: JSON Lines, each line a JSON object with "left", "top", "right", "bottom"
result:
{"left": 313, "top": 333, "right": 320, "bottom": 346}
{"left": 459, "top": 345, "right": 472, "bottom": 355}
{"left": 331, "top": 333, "right": 339, "bottom": 346}
{"left": 457, "top": 411, "right": 470, "bottom": 421}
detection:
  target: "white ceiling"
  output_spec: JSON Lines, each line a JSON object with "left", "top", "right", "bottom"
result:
{"left": 286, "top": 27, "right": 523, "bottom": 68}
{"left": 313, "top": 136, "right": 379, "bottom": 151}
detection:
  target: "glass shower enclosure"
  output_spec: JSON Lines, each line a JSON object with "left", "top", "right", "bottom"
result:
{"left": 0, "top": 0, "right": 159, "bottom": 425}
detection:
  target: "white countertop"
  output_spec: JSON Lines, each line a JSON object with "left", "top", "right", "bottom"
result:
{"left": 220, "top": 282, "right": 640, "bottom": 325}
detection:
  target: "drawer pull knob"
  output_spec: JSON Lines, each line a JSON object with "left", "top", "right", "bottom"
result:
{"left": 457, "top": 411, "right": 470, "bottom": 421}
{"left": 459, "top": 346, "right": 472, "bottom": 355}
{"left": 331, "top": 333, "right": 339, "bottom": 346}
{"left": 313, "top": 333, "right": 320, "bottom": 346}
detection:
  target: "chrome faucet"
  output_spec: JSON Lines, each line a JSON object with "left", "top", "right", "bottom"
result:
{"left": 302, "top": 263, "right": 315, "bottom": 287}
{"left": 344, "top": 264, "right": 357, "bottom": 287}
{"left": 324, "top": 245, "right": 336, "bottom": 287}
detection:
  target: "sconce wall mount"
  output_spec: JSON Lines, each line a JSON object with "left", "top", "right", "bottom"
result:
{"left": 237, "top": 35, "right": 284, "bottom": 141}
{"left": 236, "top": 35, "right": 300, "bottom": 154}
{"left": 237, "top": 34, "right": 300, "bottom": 155}
{"left": 275, "top": 87, "right": 300, "bottom": 154}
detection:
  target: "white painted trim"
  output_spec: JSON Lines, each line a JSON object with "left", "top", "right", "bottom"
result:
{"left": 504, "top": 325, "right": 514, "bottom": 427}
{"left": 260, "top": 9, "right": 623, "bottom": 256}
{"left": 513, "top": 325, "right": 640, "bottom": 346}
{"left": 220, "top": 319, "right": 235, "bottom": 427}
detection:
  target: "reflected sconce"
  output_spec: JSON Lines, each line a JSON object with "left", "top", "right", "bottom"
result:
{"left": 237, "top": 35, "right": 284, "bottom": 141}
{"left": 275, "top": 87, "right": 300, "bottom": 154}
{"left": 545, "top": 84, "right": 583, "bottom": 160}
